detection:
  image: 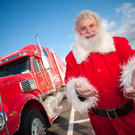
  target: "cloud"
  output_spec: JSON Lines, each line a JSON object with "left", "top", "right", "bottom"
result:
{"left": 111, "top": 3, "right": 135, "bottom": 47}
{"left": 115, "top": 3, "right": 135, "bottom": 22}
{"left": 101, "top": 19, "right": 116, "bottom": 31}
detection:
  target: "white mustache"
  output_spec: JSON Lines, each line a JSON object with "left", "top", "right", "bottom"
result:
{"left": 84, "top": 32, "right": 96, "bottom": 38}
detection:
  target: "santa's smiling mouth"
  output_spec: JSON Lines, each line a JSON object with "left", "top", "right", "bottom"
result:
{"left": 85, "top": 34, "right": 95, "bottom": 39}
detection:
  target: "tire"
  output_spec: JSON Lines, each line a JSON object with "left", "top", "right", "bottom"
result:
{"left": 20, "top": 109, "right": 47, "bottom": 135}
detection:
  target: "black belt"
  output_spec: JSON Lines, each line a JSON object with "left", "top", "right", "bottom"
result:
{"left": 91, "top": 100, "right": 134, "bottom": 119}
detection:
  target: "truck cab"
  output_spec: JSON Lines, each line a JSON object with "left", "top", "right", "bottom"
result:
{"left": 0, "top": 44, "right": 66, "bottom": 135}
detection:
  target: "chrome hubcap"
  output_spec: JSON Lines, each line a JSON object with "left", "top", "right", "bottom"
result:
{"left": 31, "top": 118, "right": 46, "bottom": 135}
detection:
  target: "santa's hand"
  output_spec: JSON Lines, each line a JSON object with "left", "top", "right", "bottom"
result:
{"left": 123, "top": 87, "right": 135, "bottom": 99}
{"left": 124, "top": 69, "right": 135, "bottom": 99}
{"left": 75, "top": 82, "right": 97, "bottom": 98}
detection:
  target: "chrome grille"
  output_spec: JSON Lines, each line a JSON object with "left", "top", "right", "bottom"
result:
{"left": 20, "top": 80, "right": 31, "bottom": 92}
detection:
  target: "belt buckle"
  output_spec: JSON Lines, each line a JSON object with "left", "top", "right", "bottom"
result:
{"left": 106, "top": 109, "right": 118, "bottom": 119}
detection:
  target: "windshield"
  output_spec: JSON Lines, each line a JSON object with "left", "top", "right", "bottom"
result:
{"left": 0, "top": 57, "right": 31, "bottom": 77}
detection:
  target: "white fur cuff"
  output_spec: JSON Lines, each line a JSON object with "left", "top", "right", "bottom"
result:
{"left": 66, "top": 77, "right": 98, "bottom": 113}
{"left": 120, "top": 56, "right": 135, "bottom": 89}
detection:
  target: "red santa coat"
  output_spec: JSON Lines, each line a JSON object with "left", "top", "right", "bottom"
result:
{"left": 65, "top": 35, "right": 135, "bottom": 135}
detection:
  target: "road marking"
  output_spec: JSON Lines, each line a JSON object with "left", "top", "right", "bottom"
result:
{"left": 74, "top": 118, "right": 89, "bottom": 124}
{"left": 67, "top": 107, "right": 90, "bottom": 135}
{"left": 67, "top": 107, "right": 75, "bottom": 135}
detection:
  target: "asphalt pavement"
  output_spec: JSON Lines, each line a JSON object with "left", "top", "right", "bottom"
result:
{"left": 47, "top": 97, "right": 94, "bottom": 135}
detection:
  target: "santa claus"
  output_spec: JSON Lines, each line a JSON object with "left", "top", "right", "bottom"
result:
{"left": 65, "top": 10, "right": 135, "bottom": 135}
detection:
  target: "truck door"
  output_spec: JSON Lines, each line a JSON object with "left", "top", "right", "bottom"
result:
{"left": 32, "top": 58, "right": 53, "bottom": 93}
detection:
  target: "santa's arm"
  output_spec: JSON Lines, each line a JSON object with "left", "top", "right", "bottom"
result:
{"left": 114, "top": 37, "right": 135, "bottom": 98}
{"left": 65, "top": 53, "right": 98, "bottom": 113}
{"left": 119, "top": 49, "right": 135, "bottom": 98}
{"left": 66, "top": 77, "right": 98, "bottom": 113}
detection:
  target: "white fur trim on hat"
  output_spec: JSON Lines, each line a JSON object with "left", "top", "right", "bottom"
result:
{"left": 66, "top": 77, "right": 98, "bottom": 113}
{"left": 120, "top": 56, "right": 135, "bottom": 89}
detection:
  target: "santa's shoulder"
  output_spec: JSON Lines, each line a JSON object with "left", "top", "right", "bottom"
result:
{"left": 66, "top": 51, "right": 73, "bottom": 58}
{"left": 65, "top": 51, "right": 76, "bottom": 62}
{"left": 113, "top": 36, "right": 129, "bottom": 45}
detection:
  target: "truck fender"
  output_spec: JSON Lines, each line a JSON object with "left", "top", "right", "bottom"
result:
{"left": 5, "top": 94, "right": 50, "bottom": 134}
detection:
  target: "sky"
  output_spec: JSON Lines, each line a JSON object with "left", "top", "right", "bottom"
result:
{"left": 0, "top": 0, "right": 135, "bottom": 63}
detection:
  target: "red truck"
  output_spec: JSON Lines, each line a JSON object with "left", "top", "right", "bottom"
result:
{"left": 0, "top": 39, "right": 66, "bottom": 135}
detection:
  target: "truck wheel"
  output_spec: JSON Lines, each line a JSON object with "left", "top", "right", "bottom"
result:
{"left": 20, "top": 109, "right": 47, "bottom": 135}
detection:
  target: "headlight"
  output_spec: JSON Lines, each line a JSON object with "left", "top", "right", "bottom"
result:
{"left": 0, "top": 111, "right": 8, "bottom": 131}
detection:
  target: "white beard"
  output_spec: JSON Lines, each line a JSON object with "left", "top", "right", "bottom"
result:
{"left": 74, "top": 29, "right": 103, "bottom": 52}
{"left": 72, "top": 28, "right": 116, "bottom": 64}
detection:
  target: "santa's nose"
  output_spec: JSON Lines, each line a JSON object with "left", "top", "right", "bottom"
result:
{"left": 86, "top": 28, "right": 92, "bottom": 33}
